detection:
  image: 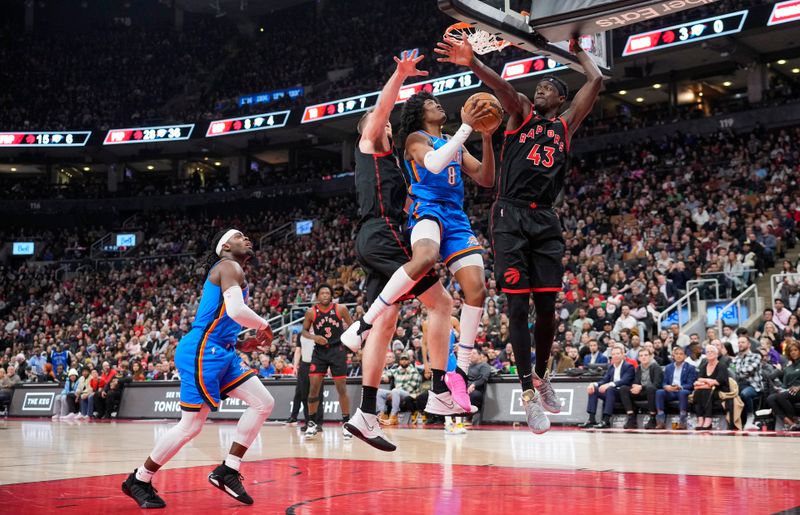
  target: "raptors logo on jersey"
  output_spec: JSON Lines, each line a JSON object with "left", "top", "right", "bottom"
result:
{"left": 313, "top": 303, "right": 345, "bottom": 344}
{"left": 499, "top": 113, "right": 571, "bottom": 206}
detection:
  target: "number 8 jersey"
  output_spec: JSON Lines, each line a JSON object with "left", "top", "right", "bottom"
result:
{"left": 499, "top": 112, "right": 571, "bottom": 207}
{"left": 404, "top": 130, "right": 464, "bottom": 209}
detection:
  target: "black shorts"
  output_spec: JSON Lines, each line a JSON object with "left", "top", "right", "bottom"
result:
{"left": 491, "top": 199, "right": 565, "bottom": 294}
{"left": 355, "top": 218, "right": 439, "bottom": 305}
{"left": 309, "top": 344, "right": 348, "bottom": 379}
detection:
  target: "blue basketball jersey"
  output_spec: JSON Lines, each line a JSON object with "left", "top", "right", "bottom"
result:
{"left": 404, "top": 131, "right": 464, "bottom": 208}
{"left": 190, "top": 260, "right": 248, "bottom": 344}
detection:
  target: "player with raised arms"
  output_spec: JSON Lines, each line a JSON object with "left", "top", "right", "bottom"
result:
{"left": 436, "top": 35, "right": 603, "bottom": 433}
{"left": 342, "top": 52, "right": 470, "bottom": 452}
{"left": 343, "top": 82, "right": 498, "bottom": 415}
{"left": 122, "top": 229, "right": 275, "bottom": 508}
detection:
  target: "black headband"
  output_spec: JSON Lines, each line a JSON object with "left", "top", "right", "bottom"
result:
{"left": 540, "top": 76, "right": 567, "bottom": 98}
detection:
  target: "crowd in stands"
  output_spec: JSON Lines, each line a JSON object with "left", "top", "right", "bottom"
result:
{"left": 1, "top": 0, "right": 795, "bottom": 133}
{"left": 2, "top": 118, "right": 800, "bottom": 429}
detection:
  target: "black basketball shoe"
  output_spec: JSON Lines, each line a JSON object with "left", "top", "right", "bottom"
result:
{"left": 122, "top": 470, "right": 166, "bottom": 509}
{"left": 208, "top": 462, "right": 254, "bottom": 505}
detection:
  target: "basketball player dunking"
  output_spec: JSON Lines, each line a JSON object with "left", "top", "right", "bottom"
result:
{"left": 300, "top": 283, "right": 353, "bottom": 439}
{"left": 341, "top": 52, "right": 466, "bottom": 452}
{"left": 437, "top": 37, "right": 602, "bottom": 433}
{"left": 123, "top": 230, "right": 275, "bottom": 508}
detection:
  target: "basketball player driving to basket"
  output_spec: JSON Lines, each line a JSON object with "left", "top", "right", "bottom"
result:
{"left": 342, "top": 52, "right": 473, "bottom": 452}
{"left": 436, "top": 35, "right": 603, "bottom": 434}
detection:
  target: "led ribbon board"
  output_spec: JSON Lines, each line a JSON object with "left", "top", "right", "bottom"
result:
{"left": 103, "top": 124, "right": 194, "bottom": 145}
{"left": 768, "top": 0, "right": 800, "bottom": 26}
{"left": 0, "top": 131, "right": 91, "bottom": 147}
{"left": 501, "top": 56, "right": 567, "bottom": 81}
{"left": 301, "top": 71, "right": 481, "bottom": 123}
{"left": 206, "top": 110, "right": 291, "bottom": 137}
{"left": 622, "top": 10, "right": 748, "bottom": 57}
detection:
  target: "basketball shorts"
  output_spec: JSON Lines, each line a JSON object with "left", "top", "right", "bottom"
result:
{"left": 491, "top": 199, "right": 565, "bottom": 295}
{"left": 355, "top": 218, "right": 439, "bottom": 305}
{"left": 309, "top": 343, "right": 348, "bottom": 379}
{"left": 408, "top": 198, "right": 483, "bottom": 268}
{"left": 175, "top": 330, "right": 255, "bottom": 412}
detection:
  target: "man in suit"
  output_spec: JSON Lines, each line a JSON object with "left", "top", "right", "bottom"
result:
{"left": 618, "top": 348, "right": 664, "bottom": 429}
{"left": 579, "top": 345, "right": 635, "bottom": 429}
{"left": 656, "top": 272, "right": 679, "bottom": 304}
{"left": 654, "top": 346, "right": 697, "bottom": 429}
{"left": 582, "top": 339, "right": 608, "bottom": 367}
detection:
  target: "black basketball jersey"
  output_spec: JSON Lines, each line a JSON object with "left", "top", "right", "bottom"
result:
{"left": 354, "top": 139, "right": 409, "bottom": 226}
{"left": 313, "top": 303, "right": 345, "bottom": 344}
{"left": 498, "top": 111, "right": 571, "bottom": 206}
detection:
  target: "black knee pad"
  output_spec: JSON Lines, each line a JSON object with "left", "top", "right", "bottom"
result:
{"left": 307, "top": 396, "right": 321, "bottom": 404}
{"left": 507, "top": 293, "right": 529, "bottom": 321}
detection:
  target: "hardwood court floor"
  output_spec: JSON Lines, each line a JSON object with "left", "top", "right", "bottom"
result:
{"left": 1, "top": 418, "right": 799, "bottom": 514}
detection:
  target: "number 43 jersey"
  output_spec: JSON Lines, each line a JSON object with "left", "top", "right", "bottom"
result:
{"left": 499, "top": 112, "right": 571, "bottom": 207}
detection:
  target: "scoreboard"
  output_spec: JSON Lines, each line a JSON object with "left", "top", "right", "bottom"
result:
{"left": 206, "top": 110, "right": 291, "bottom": 137}
{"left": 622, "top": 10, "right": 749, "bottom": 56}
{"left": 501, "top": 56, "right": 567, "bottom": 81}
{"left": 103, "top": 124, "right": 194, "bottom": 145}
{"left": 0, "top": 131, "right": 91, "bottom": 147}
{"left": 301, "top": 71, "right": 481, "bottom": 123}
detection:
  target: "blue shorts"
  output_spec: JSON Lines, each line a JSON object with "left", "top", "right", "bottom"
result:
{"left": 447, "top": 332, "right": 458, "bottom": 372}
{"left": 408, "top": 199, "right": 483, "bottom": 268}
{"left": 175, "top": 330, "right": 255, "bottom": 412}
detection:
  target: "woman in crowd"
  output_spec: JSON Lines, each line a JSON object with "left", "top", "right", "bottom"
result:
{"left": 692, "top": 345, "right": 730, "bottom": 430}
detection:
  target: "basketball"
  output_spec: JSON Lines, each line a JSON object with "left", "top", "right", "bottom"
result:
{"left": 464, "top": 92, "right": 503, "bottom": 133}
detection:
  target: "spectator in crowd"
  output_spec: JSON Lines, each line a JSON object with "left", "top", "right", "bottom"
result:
{"left": 733, "top": 336, "right": 763, "bottom": 430}
{"left": 580, "top": 346, "right": 635, "bottom": 429}
{"left": 73, "top": 368, "right": 93, "bottom": 420}
{"left": 773, "top": 299, "right": 792, "bottom": 332}
{"left": 52, "top": 368, "right": 79, "bottom": 420}
{"left": 467, "top": 349, "right": 494, "bottom": 412}
{"left": 766, "top": 341, "right": 800, "bottom": 431}
{"left": 692, "top": 344, "right": 730, "bottom": 430}
{"left": 654, "top": 346, "right": 697, "bottom": 430}
{"left": 685, "top": 342, "right": 704, "bottom": 369}
{"left": 79, "top": 369, "right": 98, "bottom": 418}
{"left": 583, "top": 339, "right": 608, "bottom": 367}
{"left": 0, "top": 368, "right": 19, "bottom": 409}
{"left": 669, "top": 324, "right": 690, "bottom": 350}
{"left": 377, "top": 353, "right": 422, "bottom": 426}
{"left": 547, "top": 342, "right": 576, "bottom": 375}
{"left": 258, "top": 355, "right": 275, "bottom": 378}
{"left": 618, "top": 348, "right": 663, "bottom": 429}
{"left": 96, "top": 376, "right": 125, "bottom": 419}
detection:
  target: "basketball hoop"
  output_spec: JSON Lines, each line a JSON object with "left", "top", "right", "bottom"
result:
{"left": 444, "top": 22, "right": 511, "bottom": 55}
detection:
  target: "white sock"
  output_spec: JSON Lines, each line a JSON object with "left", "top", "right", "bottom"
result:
{"left": 224, "top": 454, "right": 242, "bottom": 471}
{"left": 457, "top": 304, "right": 482, "bottom": 372}
{"left": 363, "top": 267, "right": 417, "bottom": 325}
{"left": 136, "top": 466, "right": 155, "bottom": 483}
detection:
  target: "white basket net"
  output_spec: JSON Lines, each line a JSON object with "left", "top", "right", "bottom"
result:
{"left": 445, "top": 23, "right": 510, "bottom": 55}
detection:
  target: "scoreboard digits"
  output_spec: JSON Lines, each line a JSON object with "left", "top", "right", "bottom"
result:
{"left": 103, "top": 124, "right": 194, "bottom": 145}
{"left": 302, "top": 71, "right": 482, "bottom": 124}
{"left": 206, "top": 110, "right": 291, "bottom": 137}
{"left": 622, "top": 10, "right": 749, "bottom": 56}
{"left": 0, "top": 131, "right": 91, "bottom": 147}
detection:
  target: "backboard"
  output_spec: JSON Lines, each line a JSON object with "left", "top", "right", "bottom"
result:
{"left": 438, "top": 0, "right": 723, "bottom": 78}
